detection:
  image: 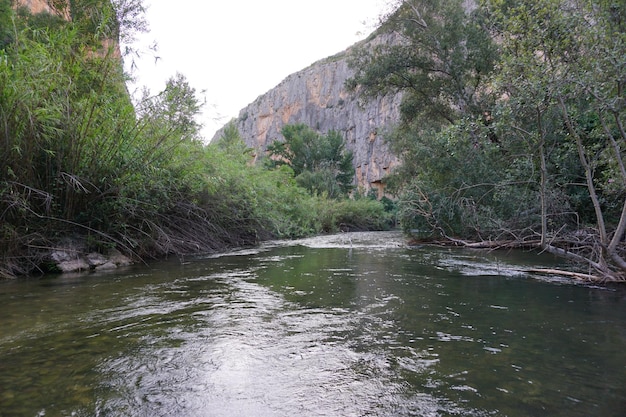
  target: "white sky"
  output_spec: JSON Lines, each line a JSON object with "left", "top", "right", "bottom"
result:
{"left": 125, "top": 0, "right": 389, "bottom": 140}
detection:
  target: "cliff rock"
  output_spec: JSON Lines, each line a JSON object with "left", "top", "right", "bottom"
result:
{"left": 15, "top": 0, "right": 54, "bottom": 14}
{"left": 213, "top": 35, "right": 402, "bottom": 195}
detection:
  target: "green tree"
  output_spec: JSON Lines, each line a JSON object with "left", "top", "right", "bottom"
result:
{"left": 348, "top": 0, "right": 498, "bottom": 130}
{"left": 350, "top": 0, "right": 625, "bottom": 280}
{"left": 213, "top": 120, "right": 252, "bottom": 161}
{"left": 483, "top": 0, "right": 626, "bottom": 281}
{"left": 347, "top": 0, "right": 502, "bottom": 237}
{"left": 266, "top": 124, "right": 355, "bottom": 198}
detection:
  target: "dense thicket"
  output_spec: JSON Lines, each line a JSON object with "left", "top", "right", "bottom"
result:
{"left": 349, "top": 0, "right": 626, "bottom": 281}
{"left": 0, "top": 1, "right": 391, "bottom": 278}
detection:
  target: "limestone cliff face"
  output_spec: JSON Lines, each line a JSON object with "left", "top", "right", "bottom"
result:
{"left": 15, "top": 0, "right": 54, "bottom": 14}
{"left": 213, "top": 36, "right": 402, "bottom": 195}
{"left": 16, "top": 0, "right": 70, "bottom": 19}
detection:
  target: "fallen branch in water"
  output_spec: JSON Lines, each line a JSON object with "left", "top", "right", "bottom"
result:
{"left": 524, "top": 268, "right": 601, "bottom": 282}
{"left": 408, "top": 234, "right": 626, "bottom": 283}
{"left": 411, "top": 237, "right": 541, "bottom": 250}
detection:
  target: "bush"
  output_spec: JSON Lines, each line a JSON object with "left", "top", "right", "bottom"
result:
{"left": 314, "top": 197, "right": 393, "bottom": 234}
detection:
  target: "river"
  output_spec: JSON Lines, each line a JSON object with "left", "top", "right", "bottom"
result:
{"left": 0, "top": 231, "right": 625, "bottom": 416}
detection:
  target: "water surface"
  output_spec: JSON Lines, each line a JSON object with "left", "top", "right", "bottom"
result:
{"left": 1, "top": 231, "right": 625, "bottom": 416}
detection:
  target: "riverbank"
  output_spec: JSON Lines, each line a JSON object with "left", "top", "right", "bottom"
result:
{"left": 16, "top": 229, "right": 625, "bottom": 287}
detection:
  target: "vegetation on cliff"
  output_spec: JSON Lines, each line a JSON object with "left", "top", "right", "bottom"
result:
{"left": 0, "top": 1, "right": 391, "bottom": 278}
{"left": 349, "top": 0, "right": 626, "bottom": 281}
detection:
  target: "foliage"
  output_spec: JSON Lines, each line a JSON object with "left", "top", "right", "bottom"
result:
{"left": 349, "top": 0, "right": 504, "bottom": 238}
{"left": 481, "top": 0, "right": 626, "bottom": 279}
{"left": 213, "top": 126, "right": 392, "bottom": 238}
{"left": 209, "top": 131, "right": 320, "bottom": 240}
{"left": 0, "top": 3, "right": 327, "bottom": 277}
{"left": 315, "top": 198, "right": 393, "bottom": 233}
{"left": 0, "top": 1, "right": 393, "bottom": 278}
{"left": 0, "top": 0, "right": 14, "bottom": 49}
{"left": 213, "top": 120, "right": 252, "bottom": 159}
{"left": 348, "top": 0, "right": 498, "bottom": 129}
{"left": 349, "top": 0, "right": 626, "bottom": 280}
{"left": 266, "top": 124, "right": 355, "bottom": 198}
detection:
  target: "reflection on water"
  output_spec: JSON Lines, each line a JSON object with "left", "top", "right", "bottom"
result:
{"left": 0, "top": 231, "right": 625, "bottom": 416}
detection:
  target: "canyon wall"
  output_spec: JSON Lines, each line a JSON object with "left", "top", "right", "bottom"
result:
{"left": 213, "top": 37, "right": 402, "bottom": 195}
{"left": 15, "top": 0, "right": 54, "bottom": 14}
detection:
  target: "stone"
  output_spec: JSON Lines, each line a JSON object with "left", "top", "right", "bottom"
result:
{"left": 57, "top": 258, "right": 90, "bottom": 273}
{"left": 108, "top": 249, "right": 132, "bottom": 267}
{"left": 86, "top": 252, "right": 108, "bottom": 267}
{"left": 50, "top": 250, "right": 73, "bottom": 263}
{"left": 47, "top": 245, "right": 132, "bottom": 274}
{"left": 95, "top": 262, "right": 118, "bottom": 270}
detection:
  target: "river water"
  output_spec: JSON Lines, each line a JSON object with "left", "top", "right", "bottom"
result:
{"left": 0, "top": 231, "right": 625, "bottom": 417}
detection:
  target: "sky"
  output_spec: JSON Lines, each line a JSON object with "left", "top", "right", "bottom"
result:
{"left": 125, "top": 0, "right": 390, "bottom": 141}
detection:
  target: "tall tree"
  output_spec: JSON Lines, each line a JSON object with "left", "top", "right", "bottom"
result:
{"left": 349, "top": 0, "right": 625, "bottom": 280}
{"left": 347, "top": 0, "right": 502, "bottom": 236}
{"left": 348, "top": 0, "right": 498, "bottom": 130}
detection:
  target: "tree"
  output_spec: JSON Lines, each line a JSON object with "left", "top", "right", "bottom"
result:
{"left": 266, "top": 124, "right": 355, "bottom": 198}
{"left": 135, "top": 73, "right": 203, "bottom": 149}
{"left": 483, "top": 0, "right": 626, "bottom": 281}
{"left": 348, "top": 0, "right": 498, "bottom": 130}
{"left": 347, "top": 0, "right": 503, "bottom": 236}
{"left": 349, "top": 0, "right": 625, "bottom": 280}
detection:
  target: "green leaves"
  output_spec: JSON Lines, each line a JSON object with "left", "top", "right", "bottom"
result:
{"left": 349, "top": 0, "right": 498, "bottom": 127}
{"left": 266, "top": 124, "right": 355, "bottom": 198}
{"left": 358, "top": 0, "right": 626, "bottom": 278}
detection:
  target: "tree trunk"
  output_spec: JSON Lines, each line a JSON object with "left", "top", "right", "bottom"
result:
{"left": 558, "top": 96, "right": 608, "bottom": 247}
{"left": 537, "top": 106, "right": 549, "bottom": 249}
{"left": 598, "top": 111, "right": 626, "bottom": 270}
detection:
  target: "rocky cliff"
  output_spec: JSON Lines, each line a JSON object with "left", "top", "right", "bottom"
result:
{"left": 15, "top": 0, "right": 54, "bottom": 14}
{"left": 16, "top": 0, "right": 71, "bottom": 19}
{"left": 213, "top": 35, "right": 402, "bottom": 196}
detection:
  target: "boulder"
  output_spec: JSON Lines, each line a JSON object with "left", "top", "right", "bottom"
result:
{"left": 48, "top": 245, "right": 133, "bottom": 274}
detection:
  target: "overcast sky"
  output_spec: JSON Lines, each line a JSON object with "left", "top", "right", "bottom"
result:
{"left": 125, "top": 0, "right": 390, "bottom": 140}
